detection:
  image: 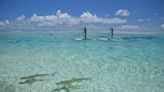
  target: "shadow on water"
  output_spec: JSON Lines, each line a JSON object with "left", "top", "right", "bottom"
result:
{"left": 52, "top": 86, "right": 71, "bottom": 92}
{"left": 19, "top": 79, "right": 45, "bottom": 84}
{"left": 49, "top": 34, "right": 53, "bottom": 36}
{"left": 19, "top": 72, "right": 56, "bottom": 84}
{"left": 0, "top": 80, "right": 16, "bottom": 92}
{"left": 7, "top": 40, "right": 21, "bottom": 43}
{"left": 38, "top": 40, "right": 62, "bottom": 43}
{"left": 6, "top": 39, "right": 61, "bottom": 44}
{"left": 122, "top": 36, "right": 157, "bottom": 41}
{"left": 52, "top": 77, "right": 91, "bottom": 92}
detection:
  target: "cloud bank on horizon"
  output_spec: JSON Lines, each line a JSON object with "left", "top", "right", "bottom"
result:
{"left": 0, "top": 10, "right": 130, "bottom": 30}
{"left": 0, "top": 9, "right": 163, "bottom": 31}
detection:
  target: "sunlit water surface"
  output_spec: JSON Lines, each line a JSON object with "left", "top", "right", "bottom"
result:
{"left": 0, "top": 31, "right": 164, "bottom": 92}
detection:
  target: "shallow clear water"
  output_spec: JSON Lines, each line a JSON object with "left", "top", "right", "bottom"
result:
{"left": 0, "top": 31, "right": 164, "bottom": 92}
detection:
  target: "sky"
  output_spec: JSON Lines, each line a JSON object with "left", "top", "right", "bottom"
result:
{"left": 0, "top": 0, "right": 164, "bottom": 31}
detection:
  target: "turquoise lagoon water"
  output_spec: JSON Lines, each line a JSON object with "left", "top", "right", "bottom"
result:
{"left": 0, "top": 31, "right": 164, "bottom": 92}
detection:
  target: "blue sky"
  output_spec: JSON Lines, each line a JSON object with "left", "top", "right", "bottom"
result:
{"left": 0, "top": 0, "right": 164, "bottom": 31}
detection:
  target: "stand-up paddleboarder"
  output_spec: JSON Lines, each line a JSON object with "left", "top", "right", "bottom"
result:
{"left": 84, "top": 26, "right": 87, "bottom": 40}
{"left": 110, "top": 27, "right": 114, "bottom": 39}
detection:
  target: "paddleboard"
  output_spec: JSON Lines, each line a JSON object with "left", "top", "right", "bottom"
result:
{"left": 75, "top": 38, "right": 83, "bottom": 40}
{"left": 98, "top": 38, "right": 109, "bottom": 41}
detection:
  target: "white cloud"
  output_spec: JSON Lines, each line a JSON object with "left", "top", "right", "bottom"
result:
{"left": 0, "top": 20, "right": 9, "bottom": 26}
{"left": 5, "top": 20, "right": 10, "bottom": 24}
{"left": 115, "top": 9, "right": 130, "bottom": 16}
{"left": 80, "top": 11, "right": 101, "bottom": 23}
{"left": 0, "top": 21, "right": 6, "bottom": 26}
{"left": 137, "top": 19, "right": 144, "bottom": 22}
{"left": 16, "top": 15, "right": 26, "bottom": 21}
{"left": 160, "top": 24, "right": 164, "bottom": 29}
{"left": 103, "top": 18, "right": 127, "bottom": 23}
{"left": 29, "top": 10, "right": 79, "bottom": 26}
{"left": 80, "top": 11, "right": 127, "bottom": 23}
{"left": 0, "top": 20, "right": 10, "bottom": 29}
{"left": 0, "top": 10, "right": 127, "bottom": 29}
{"left": 117, "top": 25, "right": 140, "bottom": 30}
